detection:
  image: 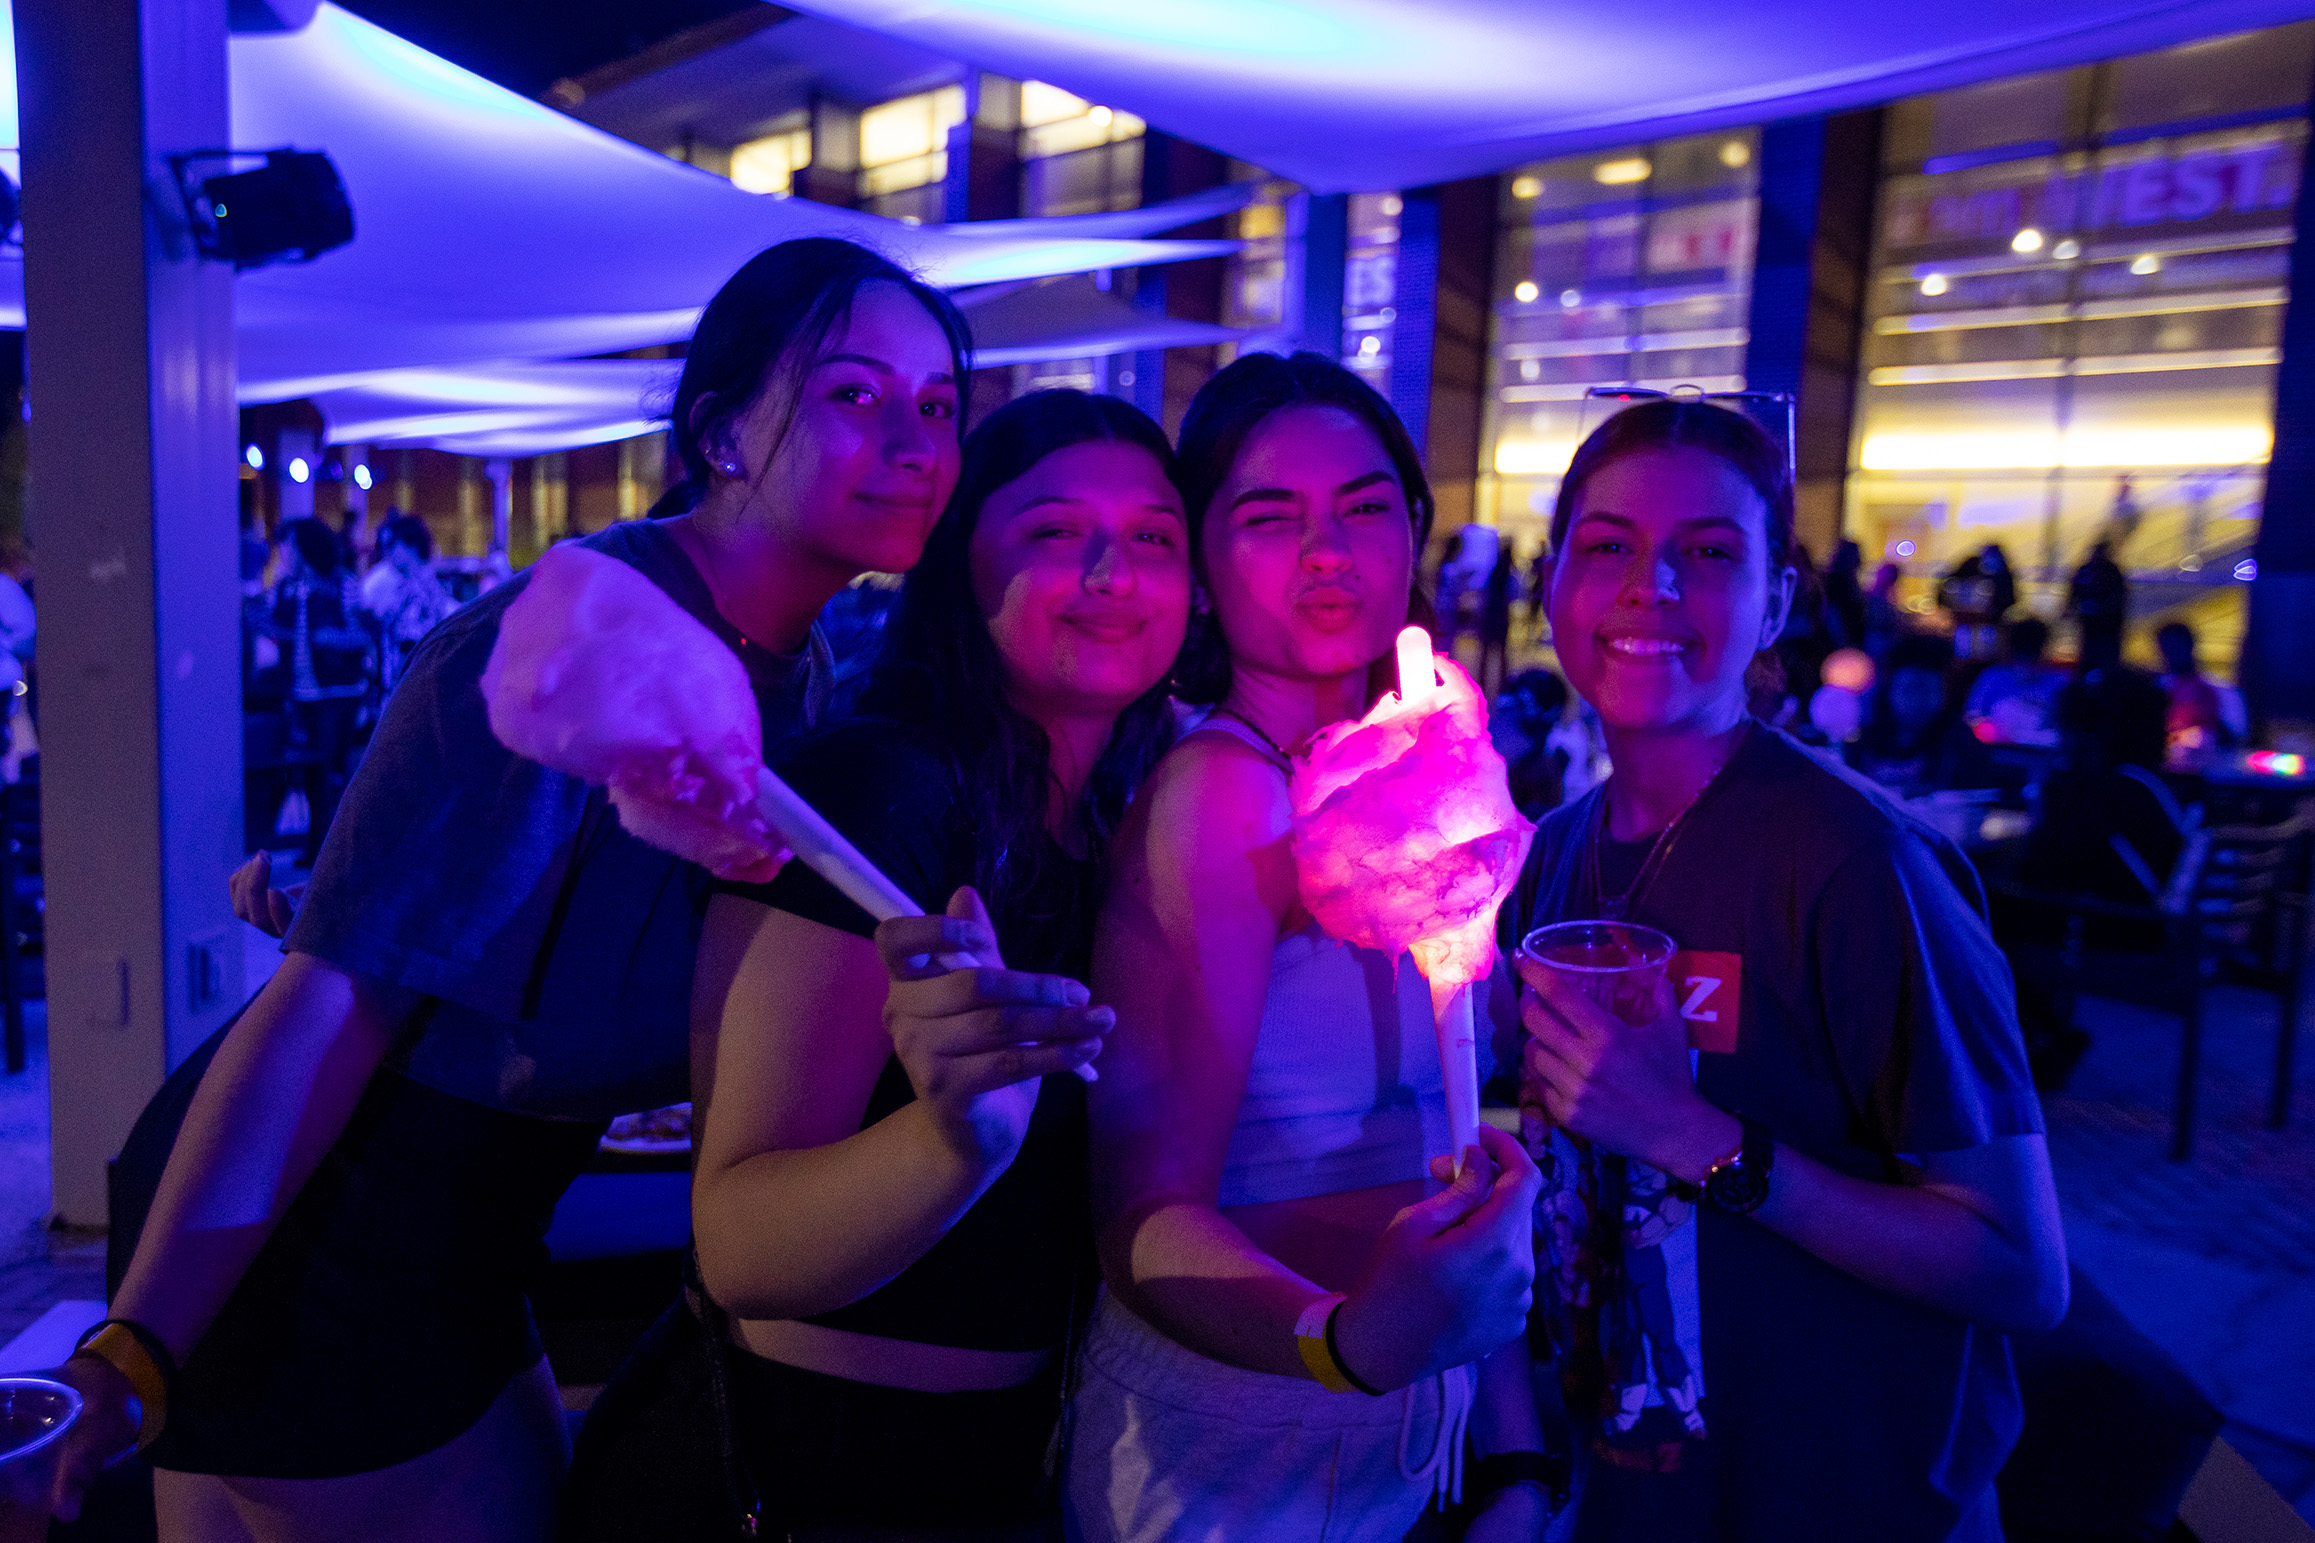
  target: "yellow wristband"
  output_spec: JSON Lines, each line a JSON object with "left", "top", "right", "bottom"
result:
{"left": 74, "top": 1324, "right": 167, "bottom": 1449}
{"left": 1294, "top": 1293, "right": 1356, "bottom": 1393}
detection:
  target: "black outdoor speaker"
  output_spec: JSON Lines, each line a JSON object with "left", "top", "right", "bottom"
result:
{"left": 182, "top": 149, "right": 353, "bottom": 271}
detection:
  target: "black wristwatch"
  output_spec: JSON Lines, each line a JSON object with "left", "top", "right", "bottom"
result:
{"left": 1701, "top": 1115, "right": 1774, "bottom": 1213}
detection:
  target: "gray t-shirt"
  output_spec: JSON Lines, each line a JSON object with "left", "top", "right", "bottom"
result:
{"left": 285, "top": 520, "right": 832, "bottom": 1119}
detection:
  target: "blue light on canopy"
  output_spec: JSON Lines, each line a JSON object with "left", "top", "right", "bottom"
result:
{"left": 787, "top": 0, "right": 2315, "bottom": 192}
{"left": 302, "top": 276, "right": 1256, "bottom": 455}
{"left": 0, "top": 2, "right": 1240, "bottom": 400}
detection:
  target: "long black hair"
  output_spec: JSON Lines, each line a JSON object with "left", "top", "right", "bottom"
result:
{"left": 1170, "top": 350, "right": 1438, "bottom": 705}
{"left": 650, "top": 237, "right": 972, "bottom": 518}
{"left": 859, "top": 389, "right": 1183, "bottom": 952}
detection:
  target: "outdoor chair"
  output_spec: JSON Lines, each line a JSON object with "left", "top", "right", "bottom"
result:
{"left": 1992, "top": 809, "right": 2310, "bottom": 1160}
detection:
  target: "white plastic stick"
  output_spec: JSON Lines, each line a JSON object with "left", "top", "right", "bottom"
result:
{"left": 1395, "top": 625, "right": 1435, "bottom": 707}
{"left": 752, "top": 766, "right": 1097, "bottom": 1082}
{"left": 1432, "top": 979, "right": 1479, "bottom": 1175}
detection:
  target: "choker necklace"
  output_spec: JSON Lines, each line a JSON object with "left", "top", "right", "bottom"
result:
{"left": 1585, "top": 720, "right": 1751, "bottom": 921}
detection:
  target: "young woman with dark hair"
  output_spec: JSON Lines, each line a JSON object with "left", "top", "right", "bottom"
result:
{"left": 1490, "top": 398, "right": 2065, "bottom": 1540}
{"left": 55, "top": 238, "right": 970, "bottom": 1543}
{"left": 1071, "top": 352, "right": 1541, "bottom": 1542}
{"left": 564, "top": 388, "right": 1193, "bottom": 1539}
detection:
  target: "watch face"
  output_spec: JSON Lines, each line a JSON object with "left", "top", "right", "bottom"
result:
{"left": 1707, "top": 1162, "right": 1770, "bottom": 1214}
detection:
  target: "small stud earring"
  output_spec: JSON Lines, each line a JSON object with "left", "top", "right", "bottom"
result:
{"left": 718, "top": 460, "right": 744, "bottom": 477}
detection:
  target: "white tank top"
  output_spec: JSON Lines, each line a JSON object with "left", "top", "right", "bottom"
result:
{"left": 1190, "top": 713, "right": 1454, "bottom": 1209}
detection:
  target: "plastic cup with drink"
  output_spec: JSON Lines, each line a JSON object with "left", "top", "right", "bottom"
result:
{"left": 1518, "top": 920, "right": 1676, "bottom": 1027}
{"left": 0, "top": 1375, "right": 82, "bottom": 1538}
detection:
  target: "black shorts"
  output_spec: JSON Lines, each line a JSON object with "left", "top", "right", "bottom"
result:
{"left": 109, "top": 1014, "right": 604, "bottom": 1478}
{"left": 561, "top": 1299, "right": 1063, "bottom": 1540}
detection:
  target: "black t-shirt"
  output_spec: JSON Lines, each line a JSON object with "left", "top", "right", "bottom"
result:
{"left": 1498, "top": 725, "right": 2044, "bottom": 1543}
{"left": 287, "top": 519, "right": 831, "bottom": 1118}
{"left": 712, "top": 717, "right": 1094, "bottom": 1353}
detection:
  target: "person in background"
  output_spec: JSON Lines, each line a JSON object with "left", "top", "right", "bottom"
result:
{"left": 1963, "top": 616, "right": 2065, "bottom": 747}
{"left": 1821, "top": 539, "right": 1867, "bottom": 653}
{"left": 1939, "top": 542, "right": 2016, "bottom": 661}
{"left": 2068, "top": 541, "right": 2128, "bottom": 670}
{"left": 1847, "top": 632, "right": 1995, "bottom": 798}
{"left": 1478, "top": 543, "right": 1517, "bottom": 697}
{"left": 1864, "top": 559, "right": 1905, "bottom": 661}
{"left": 269, "top": 518, "right": 372, "bottom": 865}
{"left": 2024, "top": 669, "right": 2185, "bottom": 910}
{"left": 1435, "top": 528, "right": 1470, "bottom": 653}
{"left": 360, "top": 512, "right": 458, "bottom": 696}
{"left": 1491, "top": 667, "right": 1573, "bottom": 819}
{"left": 2155, "top": 621, "right": 2245, "bottom": 755}
{"left": 1495, "top": 397, "right": 2062, "bottom": 1541}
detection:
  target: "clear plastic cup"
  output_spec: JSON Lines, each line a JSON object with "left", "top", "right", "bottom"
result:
{"left": 0, "top": 1375, "right": 81, "bottom": 1519}
{"left": 1518, "top": 920, "right": 1676, "bottom": 1026}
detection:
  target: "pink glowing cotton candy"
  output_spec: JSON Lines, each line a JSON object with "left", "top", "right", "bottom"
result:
{"left": 1291, "top": 627, "right": 1536, "bottom": 1165}
{"left": 482, "top": 545, "right": 782, "bottom": 883}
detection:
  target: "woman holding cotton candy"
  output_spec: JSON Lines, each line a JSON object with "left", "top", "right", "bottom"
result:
{"left": 1495, "top": 399, "right": 2064, "bottom": 1541}
{"left": 552, "top": 390, "right": 1192, "bottom": 1539}
{"left": 1070, "top": 352, "right": 1542, "bottom": 1543}
{"left": 53, "top": 239, "right": 969, "bottom": 1543}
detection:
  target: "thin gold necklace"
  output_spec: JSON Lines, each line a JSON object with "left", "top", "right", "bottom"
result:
{"left": 1585, "top": 720, "right": 1751, "bottom": 921}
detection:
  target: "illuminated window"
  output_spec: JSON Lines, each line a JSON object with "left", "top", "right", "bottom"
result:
{"left": 729, "top": 127, "right": 810, "bottom": 196}
{"left": 1222, "top": 175, "right": 1294, "bottom": 349}
{"left": 1850, "top": 20, "right": 2315, "bottom": 665}
{"left": 1479, "top": 128, "right": 1762, "bottom": 544}
{"left": 1343, "top": 193, "right": 1402, "bottom": 394}
{"left": 1019, "top": 79, "right": 1145, "bottom": 216}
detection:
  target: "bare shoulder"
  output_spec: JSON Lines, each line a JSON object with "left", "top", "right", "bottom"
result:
{"left": 1110, "top": 729, "right": 1297, "bottom": 925}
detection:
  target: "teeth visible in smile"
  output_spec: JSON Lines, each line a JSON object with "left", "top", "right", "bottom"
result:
{"left": 1607, "top": 636, "right": 1685, "bottom": 657}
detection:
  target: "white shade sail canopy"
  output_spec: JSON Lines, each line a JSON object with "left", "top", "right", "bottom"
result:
{"left": 305, "top": 271, "right": 1253, "bottom": 455}
{"left": 0, "top": 2, "right": 1240, "bottom": 408}
{"left": 784, "top": 0, "right": 2315, "bottom": 192}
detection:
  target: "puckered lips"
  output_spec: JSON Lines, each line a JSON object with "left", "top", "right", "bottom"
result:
{"left": 1293, "top": 581, "right": 1363, "bottom": 632}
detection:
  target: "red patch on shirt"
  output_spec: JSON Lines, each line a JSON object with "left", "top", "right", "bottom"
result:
{"left": 1671, "top": 951, "right": 1740, "bottom": 1053}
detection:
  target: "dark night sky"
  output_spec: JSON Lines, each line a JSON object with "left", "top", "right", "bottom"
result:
{"left": 336, "top": 0, "right": 760, "bottom": 98}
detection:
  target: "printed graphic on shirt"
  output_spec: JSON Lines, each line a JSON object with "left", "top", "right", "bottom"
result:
{"left": 1671, "top": 951, "right": 1741, "bottom": 1054}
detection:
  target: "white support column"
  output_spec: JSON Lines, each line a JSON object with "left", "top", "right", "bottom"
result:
{"left": 18, "top": 0, "right": 245, "bottom": 1223}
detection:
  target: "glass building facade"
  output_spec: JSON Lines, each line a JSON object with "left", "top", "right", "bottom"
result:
{"left": 1850, "top": 23, "right": 2315, "bottom": 655}
{"left": 1479, "top": 129, "right": 1762, "bottom": 551}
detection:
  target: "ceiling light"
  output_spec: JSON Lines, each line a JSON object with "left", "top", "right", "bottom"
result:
{"left": 1920, "top": 273, "right": 1948, "bottom": 297}
{"left": 2053, "top": 239, "right": 2081, "bottom": 260}
{"left": 1594, "top": 157, "right": 1651, "bottom": 185}
{"left": 1719, "top": 141, "right": 1751, "bottom": 168}
{"left": 1560, "top": 288, "right": 1582, "bottom": 308}
{"left": 2011, "top": 228, "right": 2044, "bottom": 254}
{"left": 288, "top": 457, "right": 310, "bottom": 483}
{"left": 2131, "top": 254, "right": 2162, "bottom": 275}
{"left": 1511, "top": 176, "right": 1541, "bottom": 199}
{"left": 1513, "top": 280, "right": 1539, "bottom": 303}
{"left": 1357, "top": 334, "right": 1380, "bottom": 356}
{"left": 1088, "top": 106, "right": 1112, "bottom": 127}
{"left": 352, "top": 464, "right": 372, "bottom": 490}
{"left": 244, "top": 444, "right": 264, "bottom": 470}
